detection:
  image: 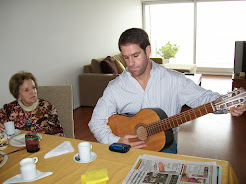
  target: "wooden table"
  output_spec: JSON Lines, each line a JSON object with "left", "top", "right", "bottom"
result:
{"left": 0, "top": 131, "right": 238, "bottom": 184}
{"left": 163, "top": 63, "right": 197, "bottom": 73}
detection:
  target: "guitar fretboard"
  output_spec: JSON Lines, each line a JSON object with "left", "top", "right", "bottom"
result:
{"left": 147, "top": 102, "right": 214, "bottom": 135}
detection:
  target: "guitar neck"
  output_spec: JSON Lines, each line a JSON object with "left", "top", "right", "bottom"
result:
{"left": 148, "top": 102, "right": 214, "bottom": 135}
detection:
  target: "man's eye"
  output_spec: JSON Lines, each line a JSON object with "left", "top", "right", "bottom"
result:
{"left": 134, "top": 54, "right": 139, "bottom": 57}
{"left": 124, "top": 57, "right": 129, "bottom": 60}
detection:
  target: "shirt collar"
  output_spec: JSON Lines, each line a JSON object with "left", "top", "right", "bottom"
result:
{"left": 150, "top": 59, "right": 158, "bottom": 75}
{"left": 18, "top": 99, "right": 39, "bottom": 112}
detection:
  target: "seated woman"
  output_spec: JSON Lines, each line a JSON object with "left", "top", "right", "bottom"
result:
{"left": 0, "top": 71, "right": 64, "bottom": 136}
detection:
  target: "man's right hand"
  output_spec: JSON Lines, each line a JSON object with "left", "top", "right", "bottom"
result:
{"left": 117, "top": 135, "right": 146, "bottom": 149}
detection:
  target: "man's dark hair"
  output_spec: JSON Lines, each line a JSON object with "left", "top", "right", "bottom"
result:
{"left": 118, "top": 28, "right": 150, "bottom": 52}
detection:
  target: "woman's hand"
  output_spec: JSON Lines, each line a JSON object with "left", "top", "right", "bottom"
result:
{"left": 118, "top": 135, "right": 146, "bottom": 149}
{"left": 229, "top": 103, "right": 246, "bottom": 117}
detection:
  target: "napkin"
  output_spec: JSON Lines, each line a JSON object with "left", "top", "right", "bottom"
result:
{"left": 81, "top": 168, "right": 109, "bottom": 184}
{"left": 44, "top": 141, "right": 74, "bottom": 159}
{"left": 3, "top": 170, "right": 53, "bottom": 184}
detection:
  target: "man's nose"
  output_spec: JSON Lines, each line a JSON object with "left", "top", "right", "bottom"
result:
{"left": 128, "top": 57, "right": 135, "bottom": 66}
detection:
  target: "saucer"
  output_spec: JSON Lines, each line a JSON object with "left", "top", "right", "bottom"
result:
{"left": 2, "top": 170, "right": 53, "bottom": 183}
{"left": 7, "top": 129, "right": 20, "bottom": 138}
{"left": 73, "top": 152, "right": 97, "bottom": 163}
{"left": 0, "top": 151, "right": 8, "bottom": 168}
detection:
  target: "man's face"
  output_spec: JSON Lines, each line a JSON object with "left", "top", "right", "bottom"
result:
{"left": 121, "top": 44, "right": 151, "bottom": 78}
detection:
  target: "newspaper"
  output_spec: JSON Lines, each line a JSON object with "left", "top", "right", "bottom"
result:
{"left": 123, "top": 154, "right": 221, "bottom": 184}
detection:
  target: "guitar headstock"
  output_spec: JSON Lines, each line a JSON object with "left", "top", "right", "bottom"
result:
{"left": 213, "top": 87, "right": 246, "bottom": 111}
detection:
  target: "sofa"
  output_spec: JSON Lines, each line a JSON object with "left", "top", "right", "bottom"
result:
{"left": 79, "top": 53, "right": 155, "bottom": 107}
{"left": 79, "top": 53, "right": 196, "bottom": 107}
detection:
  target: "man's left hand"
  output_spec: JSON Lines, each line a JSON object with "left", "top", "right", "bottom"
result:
{"left": 229, "top": 103, "right": 246, "bottom": 117}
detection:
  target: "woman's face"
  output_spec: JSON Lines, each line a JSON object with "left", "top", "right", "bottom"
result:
{"left": 18, "top": 79, "right": 37, "bottom": 106}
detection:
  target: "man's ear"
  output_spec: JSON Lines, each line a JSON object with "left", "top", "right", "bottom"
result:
{"left": 146, "top": 45, "right": 151, "bottom": 57}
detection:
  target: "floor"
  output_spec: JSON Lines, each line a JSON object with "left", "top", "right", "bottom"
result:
{"left": 73, "top": 74, "right": 246, "bottom": 183}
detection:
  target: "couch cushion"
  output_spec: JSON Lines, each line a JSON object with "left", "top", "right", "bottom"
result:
{"left": 84, "top": 64, "right": 92, "bottom": 73}
{"left": 112, "top": 53, "right": 127, "bottom": 67}
{"left": 114, "top": 59, "right": 125, "bottom": 74}
{"left": 91, "top": 58, "right": 103, "bottom": 73}
{"left": 151, "top": 58, "right": 163, "bottom": 64}
{"left": 100, "top": 56, "right": 118, "bottom": 74}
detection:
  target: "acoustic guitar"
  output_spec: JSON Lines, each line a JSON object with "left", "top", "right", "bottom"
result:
{"left": 108, "top": 87, "right": 246, "bottom": 151}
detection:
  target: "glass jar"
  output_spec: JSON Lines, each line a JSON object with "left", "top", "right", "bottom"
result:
{"left": 0, "top": 130, "right": 8, "bottom": 150}
{"left": 25, "top": 132, "right": 40, "bottom": 153}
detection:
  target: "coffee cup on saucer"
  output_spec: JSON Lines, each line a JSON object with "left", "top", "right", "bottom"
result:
{"left": 4, "top": 121, "right": 16, "bottom": 136}
{"left": 78, "top": 142, "right": 92, "bottom": 162}
{"left": 20, "top": 157, "right": 38, "bottom": 180}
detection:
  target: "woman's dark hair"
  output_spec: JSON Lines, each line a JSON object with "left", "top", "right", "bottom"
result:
{"left": 9, "top": 71, "right": 38, "bottom": 99}
{"left": 118, "top": 28, "right": 150, "bottom": 52}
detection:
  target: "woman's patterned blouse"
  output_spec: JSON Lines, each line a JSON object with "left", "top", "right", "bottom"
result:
{"left": 0, "top": 99, "right": 64, "bottom": 136}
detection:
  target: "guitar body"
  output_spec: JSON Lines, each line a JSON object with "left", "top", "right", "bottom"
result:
{"left": 108, "top": 108, "right": 173, "bottom": 151}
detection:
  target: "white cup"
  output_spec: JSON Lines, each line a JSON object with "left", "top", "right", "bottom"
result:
{"left": 4, "top": 121, "right": 16, "bottom": 136}
{"left": 20, "top": 157, "right": 38, "bottom": 181}
{"left": 78, "top": 142, "right": 92, "bottom": 162}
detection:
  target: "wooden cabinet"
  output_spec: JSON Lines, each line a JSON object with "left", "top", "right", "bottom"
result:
{"left": 232, "top": 74, "right": 246, "bottom": 90}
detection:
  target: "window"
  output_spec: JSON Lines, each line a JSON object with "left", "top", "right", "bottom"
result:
{"left": 143, "top": 0, "right": 246, "bottom": 71}
{"left": 197, "top": 1, "right": 246, "bottom": 68}
{"left": 145, "top": 3, "right": 194, "bottom": 64}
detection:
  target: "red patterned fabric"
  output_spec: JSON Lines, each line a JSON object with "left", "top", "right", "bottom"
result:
{"left": 0, "top": 99, "right": 64, "bottom": 136}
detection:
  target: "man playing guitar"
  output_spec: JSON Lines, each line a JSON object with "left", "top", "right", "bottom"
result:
{"left": 89, "top": 28, "right": 246, "bottom": 154}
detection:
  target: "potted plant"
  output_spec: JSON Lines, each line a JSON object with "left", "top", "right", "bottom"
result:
{"left": 157, "top": 41, "right": 180, "bottom": 63}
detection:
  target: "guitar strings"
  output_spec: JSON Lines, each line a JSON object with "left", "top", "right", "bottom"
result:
{"left": 215, "top": 91, "right": 246, "bottom": 104}
{"left": 132, "top": 90, "right": 246, "bottom": 138}
{"left": 147, "top": 91, "right": 246, "bottom": 136}
{"left": 146, "top": 103, "right": 213, "bottom": 136}
{"left": 213, "top": 91, "right": 246, "bottom": 106}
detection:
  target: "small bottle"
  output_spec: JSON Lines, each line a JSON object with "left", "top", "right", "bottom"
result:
{"left": 25, "top": 132, "right": 40, "bottom": 153}
{"left": 0, "top": 130, "right": 8, "bottom": 150}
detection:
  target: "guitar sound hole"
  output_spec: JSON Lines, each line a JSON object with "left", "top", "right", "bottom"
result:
{"left": 135, "top": 125, "right": 148, "bottom": 141}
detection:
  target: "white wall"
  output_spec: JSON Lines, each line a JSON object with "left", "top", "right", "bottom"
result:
{"left": 0, "top": 0, "right": 142, "bottom": 109}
